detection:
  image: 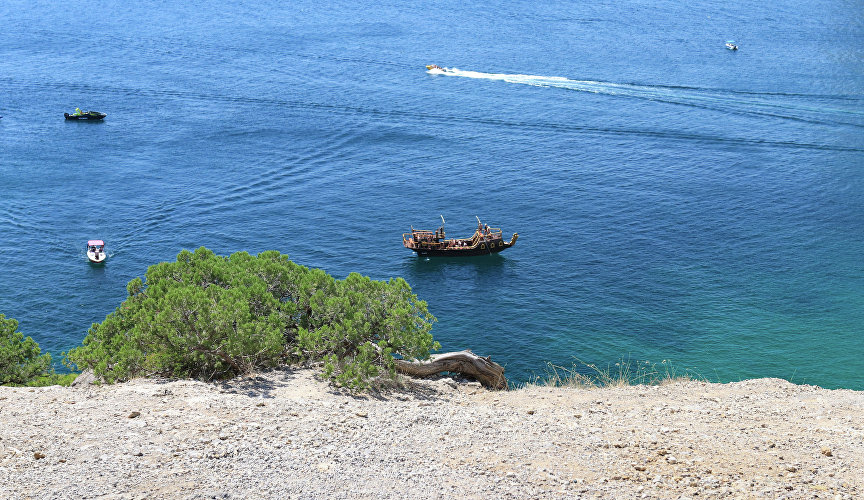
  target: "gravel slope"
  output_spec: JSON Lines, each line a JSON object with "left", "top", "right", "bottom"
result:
{"left": 1, "top": 369, "right": 862, "bottom": 499}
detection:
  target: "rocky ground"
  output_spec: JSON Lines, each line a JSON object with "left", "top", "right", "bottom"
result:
{"left": 0, "top": 369, "right": 862, "bottom": 499}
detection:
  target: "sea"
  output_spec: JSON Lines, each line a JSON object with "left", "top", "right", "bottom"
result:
{"left": 1, "top": 0, "right": 862, "bottom": 389}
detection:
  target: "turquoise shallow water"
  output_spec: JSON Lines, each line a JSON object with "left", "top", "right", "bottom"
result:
{"left": 1, "top": 0, "right": 862, "bottom": 388}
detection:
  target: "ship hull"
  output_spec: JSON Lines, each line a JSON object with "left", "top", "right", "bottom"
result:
{"left": 410, "top": 241, "right": 512, "bottom": 257}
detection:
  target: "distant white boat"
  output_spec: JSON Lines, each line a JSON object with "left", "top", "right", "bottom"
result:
{"left": 725, "top": 41, "right": 738, "bottom": 51}
{"left": 86, "top": 240, "right": 107, "bottom": 263}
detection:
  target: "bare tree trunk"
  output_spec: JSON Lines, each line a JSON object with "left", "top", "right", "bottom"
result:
{"left": 394, "top": 350, "right": 507, "bottom": 390}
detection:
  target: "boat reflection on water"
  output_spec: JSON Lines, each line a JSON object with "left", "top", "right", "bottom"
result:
{"left": 408, "top": 251, "right": 509, "bottom": 271}
{"left": 402, "top": 244, "right": 518, "bottom": 299}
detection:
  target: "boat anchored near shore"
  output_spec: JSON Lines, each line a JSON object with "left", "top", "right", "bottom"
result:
{"left": 403, "top": 216, "right": 518, "bottom": 257}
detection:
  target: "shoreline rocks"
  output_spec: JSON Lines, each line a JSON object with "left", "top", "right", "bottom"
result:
{"left": 1, "top": 369, "right": 862, "bottom": 498}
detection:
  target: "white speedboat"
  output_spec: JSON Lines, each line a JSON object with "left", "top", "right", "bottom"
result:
{"left": 86, "top": 240, "right": 107, "bottom": 263}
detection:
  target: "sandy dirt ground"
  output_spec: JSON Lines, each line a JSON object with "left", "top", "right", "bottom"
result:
{"left": 1, "top": 369, "right": 862, "bottom": 499}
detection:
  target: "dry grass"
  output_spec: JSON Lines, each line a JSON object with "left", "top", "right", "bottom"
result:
{"left": 527, "top": 357, "right": 701, "bottom": 389}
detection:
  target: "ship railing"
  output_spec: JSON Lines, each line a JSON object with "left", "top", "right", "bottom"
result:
{"left": 470, "top": 228, "right": 503, "bottom": 243}
{"left": 403, "top": 230, "right": 443, "bottom": 249}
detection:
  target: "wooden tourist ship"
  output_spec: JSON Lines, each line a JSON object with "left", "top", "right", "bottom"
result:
{"left": 403, "top": 216, "right": 518, "bottom": 257}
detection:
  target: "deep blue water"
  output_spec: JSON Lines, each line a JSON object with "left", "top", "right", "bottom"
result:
{"left": 1, "top": 0, "right": 862, "bottom": 389}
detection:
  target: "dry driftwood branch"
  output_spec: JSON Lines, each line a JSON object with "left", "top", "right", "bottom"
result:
{"left": 394, "top": 350, "right": 507, "bottom": 390}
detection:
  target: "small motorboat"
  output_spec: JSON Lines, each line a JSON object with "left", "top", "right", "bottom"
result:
{"left": 65, "top": 110, "right": 106, "bottom": 120}
{"left": 725, "top": 41, "right": 738, "bottom": 51}
{"left": 403, "top": 216, "right": 518, "bottom": 257}
{"left": 86, "top": 240, "right": 107, "bottom": 263}
{"left": 426, "top": 64, "right": 444, "bottom": 71}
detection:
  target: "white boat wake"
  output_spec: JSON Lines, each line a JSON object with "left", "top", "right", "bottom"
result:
{"left": 427, "top": 67, "right": 864, "bottom": 127}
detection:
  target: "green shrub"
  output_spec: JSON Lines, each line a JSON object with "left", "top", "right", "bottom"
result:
{"left": 0, "top": 314, "right": 53, "bottom": 385}
{"left": 24, "top": 373, "right": 78, "bottom": 387}
{"left": 66, "top": 247, "right": 438, "bottom": 389}
{"left": 296, "top": 272, "right": 439, "bottom": 389}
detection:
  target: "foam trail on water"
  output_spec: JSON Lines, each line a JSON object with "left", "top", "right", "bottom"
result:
{"left": 428, "top": 67, "right": 864, "bottom": 126}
